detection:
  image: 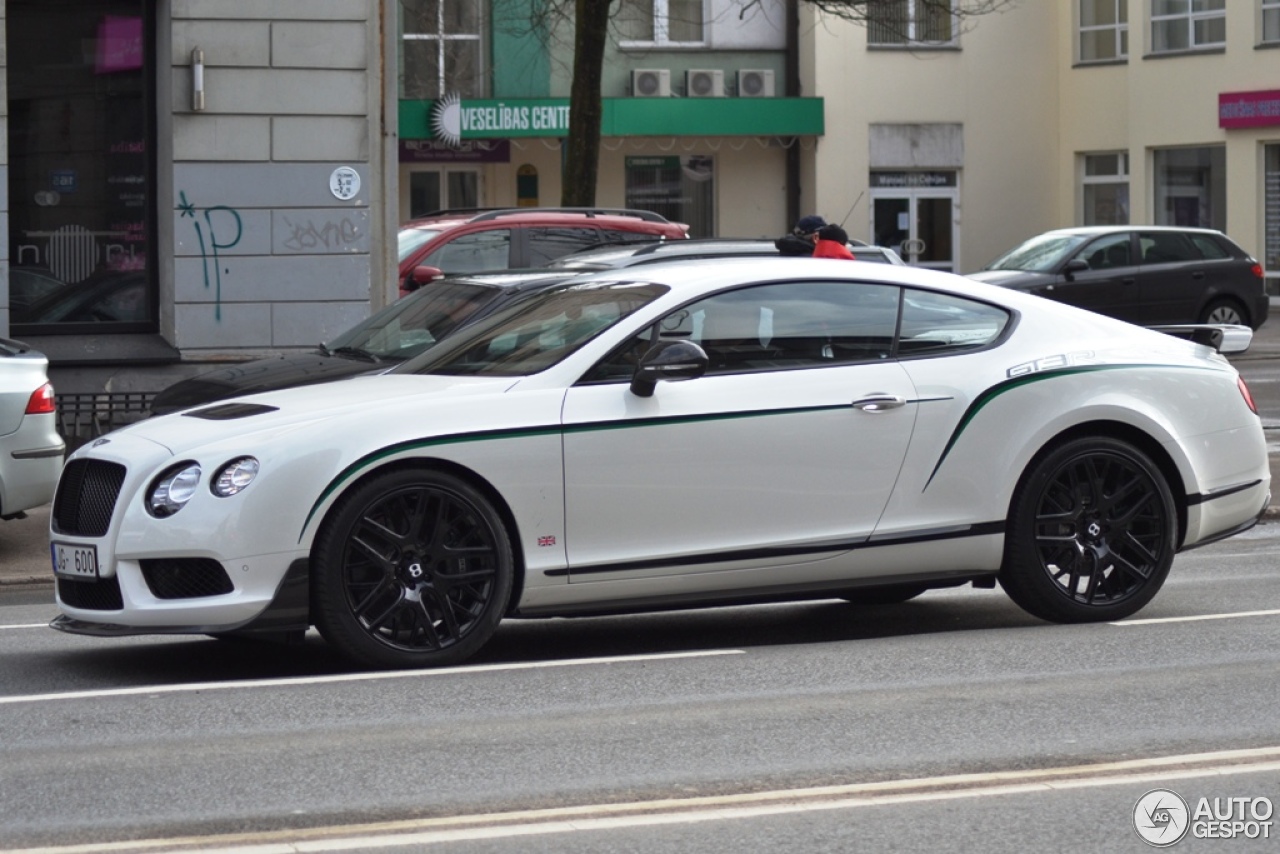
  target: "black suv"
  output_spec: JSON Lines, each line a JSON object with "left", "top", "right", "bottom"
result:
{"left": 968, "top": 226, "right": 1269, "bottom": 329}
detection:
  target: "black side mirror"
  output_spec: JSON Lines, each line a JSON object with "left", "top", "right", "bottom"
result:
{"left": 1062, "top": 258, "right": 1089, "bottom": 279}
{"left": 630, "top": 340, "right": 709, "bottom": 398}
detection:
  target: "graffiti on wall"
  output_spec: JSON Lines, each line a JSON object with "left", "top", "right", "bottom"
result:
{"left": 178, "top": 190, "right": 242, "bottom": 320}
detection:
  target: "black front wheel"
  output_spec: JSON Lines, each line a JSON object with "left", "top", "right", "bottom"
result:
{"left": 312, "top": 468, "right": 514, "bottom": 668}
{"left": 1001, "top": 437, "right": 1176, "bottom": 623}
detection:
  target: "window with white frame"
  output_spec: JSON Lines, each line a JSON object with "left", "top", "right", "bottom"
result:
{"left": 400, "top": 0, "right": 486, "bottom": 99}
{"left": 1079, "top": 0, "right": 1128, "bottom": 61}
{"left": 1264, "top": 0, "right": 1280, "bottom": 43}
{"left": 1150, "top": 0, "right": 1225, "bottom": 53}
{"left": 868, "top": 0, "right": 957, "bottom": 46}
{"left": 1081, "top": 152, "right": 1130, "bottom": 225}
{"left": 1153, "top": 146, "right": 1226, "bottom": 230}
{"left": 617, "top": 0, "right": 705, "bottom": 45}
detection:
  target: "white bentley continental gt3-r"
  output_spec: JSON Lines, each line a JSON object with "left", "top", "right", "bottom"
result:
{"left": 48, "top": 258, "right": 1270, "bottom": 668}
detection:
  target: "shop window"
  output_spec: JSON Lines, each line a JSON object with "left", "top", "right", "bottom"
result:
{"left": 1264, "top": 0, "right": 1280, "bottom": 44}
{"left": 868, "top": 0, "right": 957, "bottom": 47}
{"left": 1265, "top": 144, "right": 1279, "bottom": 293}
{"left": 1081, "top": 152, "right": 1130, "bottom": 225}
{"left": 1079, "top": 0, "right": 1128, "bottom": 61}
{"left": 1150, "top": 0, "right": 1225, "bottom": 53}
{"left": 400, "top": 0, "right": 486, "bottom": 99}
{"left": 1153, "top": 146, "right": 1226, "bottom": 230}
{"left": 625, "top": 155, "right": 715, "bottom": 238}
{"left": 7, "top": 0, "right": 155, "bottom": 333}
{"left": 617, "top": 0, "right": 705, "bottom": 45}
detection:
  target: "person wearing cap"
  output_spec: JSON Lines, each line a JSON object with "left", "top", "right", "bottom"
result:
{"left": 812, "top": 223, "right": 855, "bottom": 260}
{"left": 775, "top": 215, "right": 827, "bottom": 256}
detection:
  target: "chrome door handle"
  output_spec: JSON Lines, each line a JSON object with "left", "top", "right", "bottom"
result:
{"left": 853, "top": 394, "right": 906, "bottom": 412}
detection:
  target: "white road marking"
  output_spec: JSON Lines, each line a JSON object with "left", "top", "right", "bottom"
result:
{"left": 0, "top": 650, "right": 744, "bottom": 706}
{"left": 9, "top": 747, "right": 1280, "bottom": 854}
{"left": 1111, "top": 608, "right": 1280, "bottom": 626}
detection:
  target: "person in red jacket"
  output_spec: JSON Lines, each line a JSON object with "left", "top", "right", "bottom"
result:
{"left": 812, "top": 224, "right": 855, "bottom": 260}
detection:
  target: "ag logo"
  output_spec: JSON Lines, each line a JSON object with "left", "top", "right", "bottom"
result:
{"left": 1134, "top": 788, "right": 1190, "bottom": 847}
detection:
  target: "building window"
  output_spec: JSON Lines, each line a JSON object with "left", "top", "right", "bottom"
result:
{"left": 625, "top": 155, "right": 714, "bottom": 238}
{"left": 868, "top": 0, "right": 957, "bottom": 46}
{"left": 7, "top": 0, "right": 156, "bottom": 333}
{"left": 617, "top": 0, "right": 705, "bottom": 45}
{"left": 400, "top": 0, "right": 486, "bottom": 99}
{"left": 1264, "top": 0, "right": 1280, "bottom": 44}
{"left": 1153, "top": 146, "right": 1226, "bottom": 230}
{"left": 1079, "top": 0, "right": 1128, "bottom": 61}
{"left": 1150, "top": 0, "right": 1225, "bottom": 53}
{"left": 1081, "top": 152, "right": 1130, "bottom": 225}
{"left": 1265, "top": 144, "right": 1279, "bottom": 293}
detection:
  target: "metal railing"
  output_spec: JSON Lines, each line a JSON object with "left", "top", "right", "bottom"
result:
{"left": 55, "top": 392, "right": 156, "bottom": 452}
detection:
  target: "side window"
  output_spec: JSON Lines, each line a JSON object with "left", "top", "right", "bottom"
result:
{"left": 1188, "top": 233, "right": 1230, "bottom": 260}
{"left": 898, "top": 289, "right": 1009, "bottom": 356}
{"left": 526, "top": 227, "right": 607, "bottom": 266}
{"left": 1078, "top": 232, "right": 1132, "bottom": 269}
{"left": 423, "top": 229, "right": 511, "bottom": 273}
{"left": 581, "top": 281, "right": 900, "bottom": 383}
{"left": 1138, "top": 232, "right": 1196, "bottom": 265}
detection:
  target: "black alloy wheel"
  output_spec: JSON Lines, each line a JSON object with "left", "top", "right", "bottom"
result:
{"left": 1000, "top": 437, "right": 1176, "bottom": 623}
{"left": 312, "top": 468, "right": 514, "bottom": 668}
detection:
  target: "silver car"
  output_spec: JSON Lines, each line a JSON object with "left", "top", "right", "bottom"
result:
{"left": 0, "top": 338, "right": 64, "bottom": 519}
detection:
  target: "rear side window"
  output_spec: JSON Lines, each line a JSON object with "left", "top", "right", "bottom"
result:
{"left": 424, "top": 229, "right": 512, "bottom": 273}
{"left": 1138, "top": 232, "right": 1196, "bottom": 264}
{"left": 526, "top": 227, "right": 611, "bottom": 266}
{"left": 1188, "top": 233, "right": 1231, "bottom": 260}
{"left": 898, "top": 289, "right": 1009, "bottom": 356}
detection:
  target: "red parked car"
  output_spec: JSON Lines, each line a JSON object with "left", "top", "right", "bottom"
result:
{"left": 397, "top": 207, "right": 688, "bottom": 295}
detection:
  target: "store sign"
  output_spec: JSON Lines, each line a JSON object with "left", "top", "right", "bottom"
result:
{"left": 1219, "top": 90, "right": 1280, "bottom": 129}
{"left": 871, "top": 172, "right": 957, "bottom": 188}
{"left": 399, "top": 139, "right": 510, "bottom": 163}
{"left": 443, "top": 99, "right": 572, "bottom": 141}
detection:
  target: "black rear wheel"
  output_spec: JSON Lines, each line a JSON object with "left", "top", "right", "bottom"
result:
{"left": 1199, "top": 298, "right": 1247, "bottom": 327}
{"left": 1001, "top": 437, "right": 1176, "bottom": 623}
{"left": 312, "top": 468, "right": 513, "bottom": 668}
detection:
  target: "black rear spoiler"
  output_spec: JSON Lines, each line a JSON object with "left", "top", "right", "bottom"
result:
{"left": 1150, "top": 324, "right": 1252, "bottom": 355}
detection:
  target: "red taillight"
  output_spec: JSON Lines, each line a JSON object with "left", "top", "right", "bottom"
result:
{"left": 1238, "top": 376, "right": 1258, "bottom": 415}
{"left": 25, "top": 383, "right": 55, "bottom": 415}
{"left": 1251, "top": 263, "right": 1264, "bottom": 279}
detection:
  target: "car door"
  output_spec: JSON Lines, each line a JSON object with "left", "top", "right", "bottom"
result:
{"left": 1042, "top": 231, "right": 1143, "bottom": 322}
{"left": 560, "top": 279, "right": 918, "bottom": 588}
{"left": 1135, "top": 230, "right": 1204, "bottom": 324}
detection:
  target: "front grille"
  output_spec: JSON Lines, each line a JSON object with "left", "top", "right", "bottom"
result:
{"left": 52, "top": 459, "right": 126, "bottom": 537}
{"left": 141, "top": 558, "right": 234, "bottom": 599}
{"left": 57, "top": 576, "right": 124, "bottom": 610}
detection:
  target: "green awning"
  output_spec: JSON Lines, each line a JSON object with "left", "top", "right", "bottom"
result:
{"left": 400, "top": 97, "right": 824, "bottom": 141}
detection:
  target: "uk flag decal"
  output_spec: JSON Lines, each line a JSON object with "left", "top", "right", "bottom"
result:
{"left": 537, "top": 535, "right": 556, "bottom": 547}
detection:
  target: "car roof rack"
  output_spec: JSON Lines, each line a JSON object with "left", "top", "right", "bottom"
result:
{"left": 466, "top": 207, "right": 672, "bottom": 224}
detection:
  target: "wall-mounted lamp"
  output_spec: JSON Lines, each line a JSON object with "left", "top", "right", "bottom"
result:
{"left": 191, "top": 47, "right": 205, "bottom": 112}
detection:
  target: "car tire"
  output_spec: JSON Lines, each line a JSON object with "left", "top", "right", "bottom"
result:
{"left": 312, "top": 467, "right": 514, "bottom": 669}
{"left": 1000, "top": 437, "right": 1176, "bottom": 623}
{"left": 841, "top": 583, "right": 929, "bottom": 605}
{"left": 1198, "top": 298, "right": 1247, "bottom": 327}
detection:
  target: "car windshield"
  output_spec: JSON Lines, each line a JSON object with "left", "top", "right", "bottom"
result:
{"left": 984, "top": 233, "right": 1092, "bottom": 273}
{"left": 398, "top": 227, "right": 443, "bottom": 262}
{"left": 396, "top": 281, "right": 668, "bottom": 377}
{"left": 325, "top": 280, "right": 499, "bottom": 361}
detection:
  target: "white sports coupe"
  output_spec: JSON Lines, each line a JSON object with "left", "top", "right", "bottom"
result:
{"left": 49, "top": 258, "right": 1270, "bottom": 668}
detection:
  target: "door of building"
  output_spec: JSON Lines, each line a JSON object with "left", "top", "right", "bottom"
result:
{"left": 869, "top": 173, "right": 959, "bottom": 272}
{"left": 407, "top": 168, "right": 481, "bottom": 218}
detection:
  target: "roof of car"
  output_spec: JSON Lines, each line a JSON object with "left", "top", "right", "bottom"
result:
{"left": 1041, "top": 225, "right": 1229, "bottom": 237}
{"left": 402, "top": 207, "right": 685, "bottom": 230}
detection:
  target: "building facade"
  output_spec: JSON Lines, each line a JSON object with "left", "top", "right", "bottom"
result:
{"left": 0, "top": 1, "right": 1278, "bottom": 415}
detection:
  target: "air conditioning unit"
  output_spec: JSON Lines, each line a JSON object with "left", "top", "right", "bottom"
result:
{"left": 737, "top": 69, "right": 775, "bottom": 98}
{"left": 686, "top": 69, "right": 725, "bottom": 98}
{"left": 632, "top": 69, "right": 671, "bottom": 98}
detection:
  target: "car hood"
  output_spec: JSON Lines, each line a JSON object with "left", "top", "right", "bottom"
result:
{"left": 113, "top": 373, "right": 522, "bottom": 457}
{"left": 151, "top": 353, "right": 387, "bottom": 415}
{"left": 965, "top": 269, "right": 1054, "bottom": 289}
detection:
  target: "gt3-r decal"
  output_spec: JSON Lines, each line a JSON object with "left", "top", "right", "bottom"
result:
{"left": 1006, "top": 351, "right": 1097, "bottom": 378}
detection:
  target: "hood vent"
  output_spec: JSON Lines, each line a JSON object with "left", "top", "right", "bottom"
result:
{"left": 185, "top": 402, "right": 279, "bottom": 420}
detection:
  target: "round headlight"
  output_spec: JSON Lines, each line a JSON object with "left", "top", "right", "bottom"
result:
{"left": 148, "top": 463, "right": 202, "bottom": 517}
{"left": 213, "top": 456, "right": 260, "bottom": 497}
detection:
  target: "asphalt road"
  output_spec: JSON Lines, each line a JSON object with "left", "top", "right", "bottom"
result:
{"left": 2, "top": 522, "right": 1280, "bottom": 851}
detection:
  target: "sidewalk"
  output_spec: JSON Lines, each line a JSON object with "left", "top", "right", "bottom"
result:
{"left": 6, "top": 307, "right": 1280, "bottom": 591}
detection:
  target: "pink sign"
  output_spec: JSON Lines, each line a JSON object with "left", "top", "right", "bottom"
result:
{"left": 1219, "top": 90, "right": 1280, "bottom": 129}
{"left": 95, "top": 15, "right": 143, "bottom": 74}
